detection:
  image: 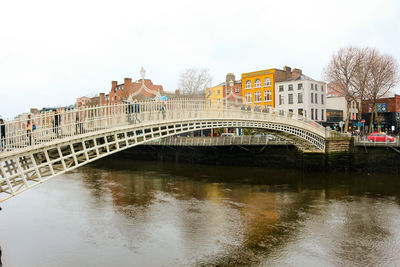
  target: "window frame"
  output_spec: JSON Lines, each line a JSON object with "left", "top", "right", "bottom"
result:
{"left": 245, "top": 80, "right": 252, "bottom": 89}
{"left": 264, "top": 90, "right": 271, "bottom": 101}
{"left": 288, "top": 93, "right": 294, "bottom": 104}
{"left": 264, "top": 77, "right": 271, "bottom": 87}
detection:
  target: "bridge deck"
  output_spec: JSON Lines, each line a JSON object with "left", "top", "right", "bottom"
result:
{"left": 0, "top": 99, "right": 328, "bottom": 202}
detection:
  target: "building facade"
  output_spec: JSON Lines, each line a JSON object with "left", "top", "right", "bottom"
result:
{"left": 205, "top": 83, "right": 224, "bottom": 110}
{"left": 275, "top": 73, "right": 327, "bottom": 122}
{"left": 206, "top": 73, "right": 243, "bottom": 109}
{"left": 361, "top": 94, "right": 400, "bottom": 133}
{"left": 241, "top": 66, "right": 296, "bottom": 108}
{"left": 326, "top": 96, "right": 359, "bottom": 124}
{"left": 107, "top": 78, "right": 164, "bottom": 105}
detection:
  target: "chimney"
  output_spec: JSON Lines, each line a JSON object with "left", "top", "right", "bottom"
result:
{"left": 100, "top": 93, "right": 105, "bottom": 105}
{"left": 283, "top": 66, "right": 292, "bottom": 80}
{"left": 124, "top": 78, "right": 132, "bottom": 88}
{"left": 111, "top": 81, "right": 118, "bottom": 92}
{"left": 292, "top": 68, "right": 302, "bottom": 79}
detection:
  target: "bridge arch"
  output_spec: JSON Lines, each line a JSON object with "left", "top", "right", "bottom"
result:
{"left": 0, "top": 100, "right": 326, "bottom": 202}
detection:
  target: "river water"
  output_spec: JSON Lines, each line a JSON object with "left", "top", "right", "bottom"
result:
{"left": 1, "top": 158, "right": 400, "bottom": 266}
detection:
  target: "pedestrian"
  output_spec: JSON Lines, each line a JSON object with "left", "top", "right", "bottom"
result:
{"left": 161, "top": 101, "right": 166, "bottom": 119}
{"left": 26, "top": 114, "right": 33, "bottom": 145}
{"left": 75, "top": 103, "right": 84, "bottom": 134}
{"left": 0, "top": 118, "right": 5, "bottom": 152}
{"left": 53, "top": 110, "right": 61, "bottom": 137}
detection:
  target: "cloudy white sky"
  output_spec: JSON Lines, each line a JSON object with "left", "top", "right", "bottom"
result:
{"left": 1, "top": 0, "right": 399, "bottom": 118}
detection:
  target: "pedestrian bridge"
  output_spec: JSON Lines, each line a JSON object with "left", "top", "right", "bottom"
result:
{"left": 0, "top": 99, "right": 327, "bottom": 202}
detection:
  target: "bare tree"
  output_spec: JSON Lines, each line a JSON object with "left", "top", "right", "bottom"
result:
{"left": 365, "top": 50, "right": 399, "bottom": 132}
{"left": 178, "top": 67, "right": 212, "bottom": 95}
{"left": 324, "top": 46, "right": 359, "bottom": 132}
{"left": 352, "top": 48, "right": 374, "bottom": 130}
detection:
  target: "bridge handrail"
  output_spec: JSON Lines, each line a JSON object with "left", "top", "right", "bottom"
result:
{"left": 0, "top": 99, "right": 325, "bottom": 154}
{"left": 145, "top": 136, "right": 290, "bottom": 146}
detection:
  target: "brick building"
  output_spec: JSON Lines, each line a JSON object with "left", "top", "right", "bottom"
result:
{"left": 206, "top": 73, "right": 243, "bottom": 110}
{"left": 362, "top": 94, "right": 400, "bottom": 133}
{"left": 107, "top": 77, "right": 164, "bottom": 105}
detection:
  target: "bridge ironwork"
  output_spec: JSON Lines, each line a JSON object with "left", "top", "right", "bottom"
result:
{"left": 0, "top": 99, "right": 326, "bottom": 202}
{"left": 145, "top": 136, "right": 290, "bottom": 146}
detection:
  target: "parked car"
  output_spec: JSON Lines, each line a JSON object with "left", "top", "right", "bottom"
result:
{"left": 367, "top": 132, "right": 395, "bottom": 142}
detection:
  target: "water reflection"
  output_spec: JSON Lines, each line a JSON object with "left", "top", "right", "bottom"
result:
{"left": 78, "top": 159, "right": 400, "bottom": 266}
{"left": 2, "top": 159, "right": 400, "bottom": 266}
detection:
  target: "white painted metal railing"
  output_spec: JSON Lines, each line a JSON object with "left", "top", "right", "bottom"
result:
{"left": 0, "top": 99, "right": 325, "bottom": 155}
{"left": 146, "top": 136, "right": 289, "bottom": 146}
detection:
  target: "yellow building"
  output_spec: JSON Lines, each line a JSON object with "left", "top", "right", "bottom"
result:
{"left": 241, "top": 67, "right": 292, "bottom": 108}
{"left": 205, "top": 83, "right": 224, "bottom": 110}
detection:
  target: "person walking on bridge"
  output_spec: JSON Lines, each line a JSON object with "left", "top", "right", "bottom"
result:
{"left": 0, "top": 118, "right": 5, "bottom": 152}
{"left": 26, "top": 114, "right": 33, "bottom": 145}
{"left": 53, "top": 110, "right": 61, "bottom": 138}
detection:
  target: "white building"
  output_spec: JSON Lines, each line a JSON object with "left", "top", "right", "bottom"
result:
{"left": 275, "top": 74, "right": 327, "bottom": 122}
{"left": 326, "top": 96, "right": 359, "bottom": 122}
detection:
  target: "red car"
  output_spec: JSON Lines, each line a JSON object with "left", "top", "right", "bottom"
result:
{"left": 367, "top": 132, "right": 395, "bottom": 142}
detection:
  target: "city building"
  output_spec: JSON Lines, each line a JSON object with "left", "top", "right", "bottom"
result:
{"left": 275, "top": 71, "right": 327, "bottom": 122}
{"left": 107, "top": 68, "right": 164, "bottom": 105}
{"left": 205, "top": 83, "right": 224, "bottom": 109}
{"left": 325, "top": 84, "right": 360, "bottom": 128}
{"left": 206, "top": 73, "right": 243, "bottom": 109}
{"left": 76, "top": 95, "right": 103, "bottom": 107}
{"left": 361, "top": 94, "right": 400, "bottom": 133}
{"left": 241, "top": 66, "right": 293, "bottom": 108}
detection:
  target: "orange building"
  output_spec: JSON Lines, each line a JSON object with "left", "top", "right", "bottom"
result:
{"left": 241, "top": 66, "right": 293, "bottom": 108}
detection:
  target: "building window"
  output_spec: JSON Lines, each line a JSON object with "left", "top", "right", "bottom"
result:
{"left": 264, "top": 78, "right": 271, "bottom": 87}
{"left": 321, "top": 94, "right": 324, "bottom": 104}
{"left": 246, "top": 92, "right": 252, "bottom": 103}
{"left": 321, "top": 85, "right": 324, "bottom": 92}
{"left": 321, "top": 109, "right": 324, "bottom": 120}
{"left": 254, "top": 79, "right": 261, "bottom": 88}
{"left": 245, "top": 80, "right": 252, "bottom": 89}
{"left": 298, "top": 83, "right": 303, "bottom": 90}
{"left": 264, "top": 90, "right": 271, "bottom": 101}
{"left": 279, "top": 85, "right": 284, "bottom": 92}
{"left": 217, "top": 90, "right": 220, "bottom": 95}
{"left": 311, "top": 108, "right": 314, "bottom": 120}
{"left": 298, "top": 108, "right": 304, "bottom": 116}
{"left": 315, "top": 84, "right": 318, "bottom": 91}
{"left": 279, "top": 95, "right": 284, "bottom": 105}
{"left": 289, "top": 94, "right": 293, "bottom": 104}
{"left": 226, "top": 88, "right": 230, "bottom": 94}
{"left": 255, "top": 91, "right": 261, "bottom": 102}
{"left": 289, "top": 109, "right": 293, "bottom": 113}
{"left": 315, "top": 93, "right": 318, "bottom": 104}
{"left": 235, "top": 87, "right": 239, "bottom": 93}
{"left": 315, "top": 109, "right": 318, "bottom": 120}
{"left": 288, "top": 84, "right": 293, "bottom": 91}
{"left": 298, "top": 93, "right": 303, "bottom": 103}
{"left": 311, "top": 93, "right": 314, "bottom": 103}
{"left": 311, "top": 84, "right": 314, "bottom": 90}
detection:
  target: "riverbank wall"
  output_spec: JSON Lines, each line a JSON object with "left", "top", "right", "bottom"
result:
{"left": 110, "top": 139, "right": 400, "bottom": 174}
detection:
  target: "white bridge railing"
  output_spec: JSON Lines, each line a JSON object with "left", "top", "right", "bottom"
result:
{"left": 0, "top": 99, "right": 325, "bottom": 154}
{"left": 146, "top": 136, "right": 289, "bottom": 146}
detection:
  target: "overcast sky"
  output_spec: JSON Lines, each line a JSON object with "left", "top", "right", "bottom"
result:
{"left": 1, "top": 0, "right": 399, "bottom": 118}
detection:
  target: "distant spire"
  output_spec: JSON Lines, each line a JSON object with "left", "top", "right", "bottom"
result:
{"left": 140, "top": 67, "right": 146, "bottom": 80}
